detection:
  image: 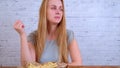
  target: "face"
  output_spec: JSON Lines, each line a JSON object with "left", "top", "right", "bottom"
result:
{"left": 47, "top": 0, "right": 63, "bottom": 24}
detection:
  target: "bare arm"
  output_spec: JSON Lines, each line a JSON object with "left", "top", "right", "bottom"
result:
{"left": 13, "top": 20, "right": 35, "bottom": 66}
{"left": 20, "top": 34, "right": 35, "bottom": 65}
{"left": 68, "top": 39, "right": 82, "bottom": 66}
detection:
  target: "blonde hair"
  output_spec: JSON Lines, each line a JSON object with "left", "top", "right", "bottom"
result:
{"left": 35, "top": 0, "right": 68, "bottom": 63}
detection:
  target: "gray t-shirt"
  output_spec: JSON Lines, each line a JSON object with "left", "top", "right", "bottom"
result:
{"left": 27, "top": 29, "right": 74, "bottom": 63}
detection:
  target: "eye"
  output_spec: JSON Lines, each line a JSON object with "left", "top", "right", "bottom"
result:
{"left": 60, "top": 8, "right": 63, "bottom": 11}
{"left": 59, "top": 8, "right": 63, "bottom": 11}
{"left": 51, "top": 7, "right": 56, "bottom": 10}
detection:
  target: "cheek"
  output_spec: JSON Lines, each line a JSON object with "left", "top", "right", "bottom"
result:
{"left": 47, "top": 10, "right": 54, "bottom": 16}
{"left": 47, "top": 11, "right": 52, "bottom": 17}
{"left": 60, "top": 12, "right": 63, "bottom": 18}
{"left": 47, "top": 11, "right": 55, "bottom": 22}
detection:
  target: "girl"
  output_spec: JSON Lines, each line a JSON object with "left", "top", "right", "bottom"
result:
{"left": 14, "top": 0, "right": 82, "bottom": 66}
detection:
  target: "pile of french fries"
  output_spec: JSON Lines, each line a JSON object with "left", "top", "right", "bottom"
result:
{"left": 23, "top": 62, "right": 67, "bottom": 68}
{"left": 26, "top": 62, "right": 57, "bottom": 68}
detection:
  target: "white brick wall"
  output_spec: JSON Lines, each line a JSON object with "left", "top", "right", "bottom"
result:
{"left": 0, "top": 0, "right": 120, "bottom": 66}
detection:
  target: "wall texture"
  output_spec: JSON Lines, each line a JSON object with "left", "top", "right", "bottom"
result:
{"left": 0, "top": 0, "right": 120, "bottom": 66}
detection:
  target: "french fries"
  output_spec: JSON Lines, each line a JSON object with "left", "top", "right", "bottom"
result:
{"left": 27, "top": 63, "right": 41, "bottom": 68}
{"left": 26, "top": 62, "right": 57, "bottom": 68}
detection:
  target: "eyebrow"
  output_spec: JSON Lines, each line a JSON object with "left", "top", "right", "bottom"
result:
{"left": 49, "top": 5, "right": 63, "bottom": 8}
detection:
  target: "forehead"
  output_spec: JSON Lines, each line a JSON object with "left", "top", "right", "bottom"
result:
{"left": 48, "top": 0, "right": 62, "bottom": 6}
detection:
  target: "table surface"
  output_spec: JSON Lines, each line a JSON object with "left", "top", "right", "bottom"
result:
{"left": 67, "top": 66, "right": 120, "bottom": 68}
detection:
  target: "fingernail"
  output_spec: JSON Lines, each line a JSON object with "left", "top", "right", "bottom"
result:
{"left": 22, "top": 25, "right": 24, "bottom": 28}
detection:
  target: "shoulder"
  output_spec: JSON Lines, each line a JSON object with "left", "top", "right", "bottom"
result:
{"left": 29, "top": 30, "right": 37, "bottom": 36}
{"left": 27, "top": 30, "right": 37, "bottom": 39}
{"left": 66, "top": 29, "right": 75, "bottom": 45}
{"left": 27, "top": 30, "right": 37, "bottom": 45}
{"left": 67, "top": 29, "right": 74, "bottom": 36}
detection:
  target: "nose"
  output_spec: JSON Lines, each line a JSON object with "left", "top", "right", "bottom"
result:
{"left": 55, "top": 9, "right": 60, "bottom": 15}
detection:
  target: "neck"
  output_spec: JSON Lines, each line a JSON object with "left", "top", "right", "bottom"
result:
{"left": 47, "top": 23, "right": 58, "bottom": 40}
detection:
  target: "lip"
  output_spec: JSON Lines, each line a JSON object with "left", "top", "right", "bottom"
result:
{"left": 54, "top": 16, "right": 60, "bottom": 19}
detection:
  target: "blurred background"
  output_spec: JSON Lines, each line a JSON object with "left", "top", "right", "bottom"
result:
{"left": 0, "top": 0, "right": 120, "bottom": 66}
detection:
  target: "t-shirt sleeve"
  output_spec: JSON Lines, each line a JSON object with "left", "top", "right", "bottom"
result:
{"left": 67, "top": 30, "right": 75, "bottom": 45}
{"left": 27, "top": 31, "right": 36, "bottom": 45}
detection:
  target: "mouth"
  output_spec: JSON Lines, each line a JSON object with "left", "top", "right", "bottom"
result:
{"left": 54, "top": 16, "right": 60, "bottom": 19}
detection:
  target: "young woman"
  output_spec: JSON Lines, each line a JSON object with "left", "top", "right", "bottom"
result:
{"left": 14, "top": 0, "right": 82, "bottom": 66}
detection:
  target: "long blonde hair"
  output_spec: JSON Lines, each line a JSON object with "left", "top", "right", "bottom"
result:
{"left": 35, "top": 0, "right": 68, "bottom": 63}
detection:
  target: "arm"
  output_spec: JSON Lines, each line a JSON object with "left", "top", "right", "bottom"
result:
{"left": 20, "top": 34, "right": 35, "bottom": 65}
{"left": 68, "top": 39, "right": 82, "bottom": 66}
{"left": 13, "top": 20, "right": 35, "bottom": 66}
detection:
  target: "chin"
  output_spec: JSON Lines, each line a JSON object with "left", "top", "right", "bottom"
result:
{"left": 53, "top": 20, "right": 61, "bottom": 24}
{"left": 52, "top": 22, "right": 60, "bottom": 25}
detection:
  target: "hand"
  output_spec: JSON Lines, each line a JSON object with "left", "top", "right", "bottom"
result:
{"left": 13, "top": 20, "right": 26, "bottom": 35}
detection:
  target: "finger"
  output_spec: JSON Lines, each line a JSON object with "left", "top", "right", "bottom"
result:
{"left": 22, "top": 25, "right": 24, "bottom": 28}
{"left": 18, "top": 20, "right": 23, "bottom": 24}
{"left": 16, "top": 20, "right": 20, "bottom": 24}
{"left": 14, "top": 20, "right": 20, "bottom": 28}
{"left": 19, "top": 22, "right": 24, "bottom": 29}
{"left": 18, "top": 23, "right": 22, "bottom": 28}
{"left": 14, "top": 20, "right": 24, "bottom": 30}
{"left": 14, "top": 22, "right": 20, "bottom": 29}
{"left": 13, "top": 22, "right": 18, "bottom": 29}
{"left": 18, "top": 21, "right": 24, "bottom": 28}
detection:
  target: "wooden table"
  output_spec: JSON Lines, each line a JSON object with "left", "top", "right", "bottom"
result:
{"left": 67, "top": 66, "right": 120, "bottom": 68}
{"left": 0, "top": 66, "right": 120, "bottom": 68}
